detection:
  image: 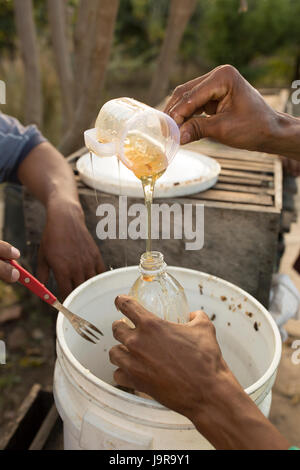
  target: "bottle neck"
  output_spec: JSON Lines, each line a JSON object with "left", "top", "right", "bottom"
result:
{"left": 139, "top": 251, "right": 167, "bottom": 278}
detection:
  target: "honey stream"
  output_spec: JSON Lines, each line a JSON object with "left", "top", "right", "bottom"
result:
{"left": 124, "top": 135, "right": 167, "bottom": 255}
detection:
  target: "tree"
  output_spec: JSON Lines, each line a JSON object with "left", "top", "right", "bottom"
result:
{"left": 59, "top": 0, "right": 119, "bottom": 155}
{"left": 204, "top": 0, "right": 292, "bottom": 79}
{"left": 148, "top": 0, "right": 197, "bottom": 106}
{"left": 13, "top": 0, "right": 42, "bottom": 127}
{"left": 47, "top": 0, "right": 74, "bottom": 130}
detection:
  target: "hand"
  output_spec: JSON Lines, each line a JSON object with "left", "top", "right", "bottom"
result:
{"left": 110, "top": 295, "right": 233, "bottom": 420}
{"left": 165, "top": 65, "right": 279, "bottom": 153}
{"left": 110, "top": 295, "right": 290, "bottom": 450}
{"left": 0, "top": 241, "right": 21, "bottom": 283}
{"left": 37, "top": 199, "right": 106, "bottom": 299}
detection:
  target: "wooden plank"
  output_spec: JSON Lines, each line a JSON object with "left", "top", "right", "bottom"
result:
{"left": 0, "top": 384, "right": 41, "bottom": 450}
{"left": 215, "top": 155, "right": 274, "bottom": 167}
{"left": 211, "top": 151, "right": 275, "bottom": 163}
{"left": 215, "top": 183, "right": 275, "bottom": 195}
{"left": 214, "top": 158, "right": 274, "bottom": 172}
{"left": 29, "top": 405, "right": 59, "bottom": 450}
{"left": 274, "top": 158, "right": 283, "bottom": 211}
{"left": 185, "top": 141, "right": 276, "bottom": 163}
{"left": 218, "top": 175, "right": 269, "bottom": 186}
{"left": 220, "top": 169, "right": 273, "bottom": 181}
{"left": 194, "top": 189, "right": 273, "bottom": 205}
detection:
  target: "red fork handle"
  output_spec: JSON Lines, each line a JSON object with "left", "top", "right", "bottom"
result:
{"left": 2, "top": 258, "right": 57, "bottom": 305}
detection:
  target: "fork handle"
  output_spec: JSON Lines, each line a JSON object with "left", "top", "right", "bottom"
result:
{"left": 2, "top": 258, "right": 57, "bottom": 305}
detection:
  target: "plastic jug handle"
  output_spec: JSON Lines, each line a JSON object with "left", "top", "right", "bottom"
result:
{"left": 84, "top": 129, "right": 117, "bottom": 157}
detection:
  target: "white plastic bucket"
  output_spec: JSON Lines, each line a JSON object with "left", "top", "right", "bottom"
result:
{"left": 53, "top": 266, "right": 281, "bottom": 450}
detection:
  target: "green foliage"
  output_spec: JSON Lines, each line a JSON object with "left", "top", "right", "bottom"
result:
{"left": 0, "top": 0, "right": 300, "bottom": 141}
{"left": 179, "top": 0, "right": 209, "bottom": 63}
{"left": 203, "top": 0, "right": 300, "bottom": 81}
{"left": 114, "top": 0, "right": 169, "bottom": 62}
{"left": 113, "top": 0, "right": 300, "bottom": 84}
{"left": 0, "top": 0, "right": 15, "bottom": 51}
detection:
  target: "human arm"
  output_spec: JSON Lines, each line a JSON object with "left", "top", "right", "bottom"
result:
{"left": 109, "top": 295, "right": 290, "bottom": 450}
{"left": 17, "top": 142, "right": 105, "bottom": 299}
{"left": 164, "top": 65, "right": 300, "bottom": 160}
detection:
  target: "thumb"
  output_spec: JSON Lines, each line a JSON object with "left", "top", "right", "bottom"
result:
{"left": 180, "top": 114, "right": 222, "bottom": 145}
{"left": 188, "top": 310, "right": 209, "bottom": 325}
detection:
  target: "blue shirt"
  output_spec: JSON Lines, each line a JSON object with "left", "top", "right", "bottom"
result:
{"left": 0, "top": 113, "right": 46, "bottom": 184}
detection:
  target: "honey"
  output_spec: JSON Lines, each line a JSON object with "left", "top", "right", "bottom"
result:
{"left": 123, "top": 134, "right": 168, "bottom": 254}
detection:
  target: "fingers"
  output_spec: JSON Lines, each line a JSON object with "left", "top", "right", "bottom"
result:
{"left": 0, "top": 241, "right": 20, "bottom": 260}
{"left": 0, "top": 259, "right": 20, "bottom": 283}
{"left": 169, "top": 75, "right": 228, "bottom": 127}
{"left": 95, "top": 252, "right": 106, "bottom": 274}
{"left": 115, "top": 295, "right": 153, "bottom": 327}
{"left": 164, "top": 76, "right": 206, "bottom": 114}
{"left": 167, "top": 65, "right": 237, "bottom": 126}
{"left": 188, "top": 310, "right": 210, "bottom": 326}
{"left": 164, "top": 66, "right": 224, "bottom": 115}
{"left": 71, "top": 269, "right": 86, "bottom": 290}
{"left": 112, "top": 319, "right": 136, "bottom": 347}
{"left": 110, "top": 345, "right": 142, "bottom": 389}
{"left": 53, "top": 270, "right": 73, "bottom": 300}
{"left": 114, "top": 368, "right": 136, "bottom": 389}
{"left": 83, "top": 254, "right": 106, "bottom": 284}
{"left": 109, "top": 344, "right": 131, "bottom": 368}
{"left": 179, "top": 114, "right": 223, "bottom": 145}
{"left": 0, "top": 242, "right": 20, "bottom": 283}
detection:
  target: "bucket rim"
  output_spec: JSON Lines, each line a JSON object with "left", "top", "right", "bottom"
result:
{"left": 56, "top": 266, "right": 281, "bottom": 407}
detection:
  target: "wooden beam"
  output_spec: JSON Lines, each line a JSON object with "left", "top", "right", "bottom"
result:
{"left": 193, "top": 189, "right": 273, "bottom": 206}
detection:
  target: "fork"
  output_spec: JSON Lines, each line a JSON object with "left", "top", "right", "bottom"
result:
{"left": 2, "top": 258, "right": 103, "bottom": 344}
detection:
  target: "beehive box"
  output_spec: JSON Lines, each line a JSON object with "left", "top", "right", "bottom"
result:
{"left": 22, "top": 139, "right": 282, "bottom": 308}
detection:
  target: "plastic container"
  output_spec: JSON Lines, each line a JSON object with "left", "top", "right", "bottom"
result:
{"left": 54, "top": 266, "right": 281, "bottom": 450}
{"left": 129, "top": 251, "right": 189, "bottom": 324}
{"left": 84, "top": 98, "right": 180, "bottom": 178}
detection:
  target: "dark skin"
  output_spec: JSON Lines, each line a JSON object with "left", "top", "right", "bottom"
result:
{"left": 110, "top": 65, "right": 300, "bottom": 449}
{"left": 165, "top": 64, "right": 300, "bottom": 161}
{"left": 0, "top": 142, "right": 105, "bottom": 299}
{"left": 110, "top": 296, "right": 290, "bottom": 450}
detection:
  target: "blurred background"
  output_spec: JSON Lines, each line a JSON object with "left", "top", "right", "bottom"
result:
{"left": 1, "top": 0, "right": 300, "bottom": 448}
{"left": 1, "top": 0, "right": 300, "bottom": 151}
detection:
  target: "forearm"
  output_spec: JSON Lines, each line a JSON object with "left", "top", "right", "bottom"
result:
{"left": 261, "top": 111, "right": 300, "bottom": 160}
{"left": 17, "top": 142, "right": 83, "bottom": 213}
{"left": 191, "top": 372, "right": 290, "bottom": 450}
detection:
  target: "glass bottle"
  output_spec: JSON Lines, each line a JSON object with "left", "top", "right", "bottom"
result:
{"left": 128, "top": 251, "right": 190, "bottom": 325}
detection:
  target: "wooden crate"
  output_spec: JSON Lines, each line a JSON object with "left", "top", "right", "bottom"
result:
{"left": 23, "top": 139, "right": 282, "bottom": 308}
{"left": 1, "top": 384, "right": 62, "bottom": 450}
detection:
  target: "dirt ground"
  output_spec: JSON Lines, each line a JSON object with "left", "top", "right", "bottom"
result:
{"left": 0, "top": 182, "right": 300, "bottom": 449}
{"left": 0, "top": 283, "right": 56, "bottom": 447}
